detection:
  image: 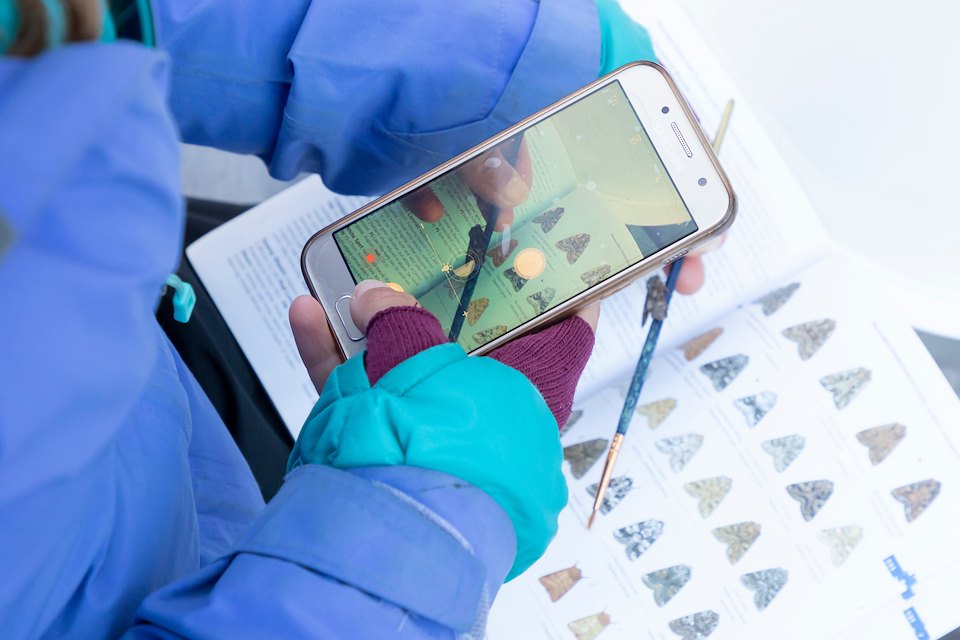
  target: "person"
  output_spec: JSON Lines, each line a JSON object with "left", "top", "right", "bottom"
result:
{"left": 0, "top": 0, "right": 711, "bottom": 637}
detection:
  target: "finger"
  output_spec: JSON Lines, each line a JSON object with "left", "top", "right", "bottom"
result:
{"left": 574, "top": 303, "right": 601, "bottom": 333}
{"left": 289, "top": 295, "right": 344, "bottom": 394}
{"left": 402, "top": 186, "right": 445, "bottom": 223}
{"left": 459, "top": 146, "right": 531, "bottom": 209}
{"left": 668, "top": 255, "right": 706, "bottom": 295}
{"left": 493, "top": 207, "right": 515, "bottom": 232}
{"left": 349, "top": 280, "right": 420, "bottom": 333}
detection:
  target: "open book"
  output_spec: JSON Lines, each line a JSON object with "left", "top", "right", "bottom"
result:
{"left": 185, "top": 2, "right": 960, "bottom": 637}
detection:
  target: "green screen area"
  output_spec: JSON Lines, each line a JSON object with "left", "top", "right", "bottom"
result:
{"left": 334, "top": 81, "right": 695, "bottom": 351}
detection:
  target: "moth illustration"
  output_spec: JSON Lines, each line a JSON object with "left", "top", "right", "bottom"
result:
{"left": 472, "top": 324, "right": 508, "bottom": 345}
{"left": 539, "top": 565, "right": 582, "bottom": 602}
{"left": 740, "top": 568, "right": 789, "bottom": 611}
{"left": 817, "top": 525, "right": 864, "bottom": 566}
{"left": 782, "top": 318, "right": 836, "bottom": 360}
{"left": 559, "top": 409, "right": 584, "bottom": 437}
{"left": 503, "top": 267, "right": 528, "bottom": 292}
{"left": 556, "top": 233, "right": 591, "bottom": 264}
{"left": 699, "top": 355, "right": 749, "bottom": 392}
{"left": 580, "top": 264, "right": 612, "bottom": 287}
{"left": 753, "top": 282, "right": 800, "bottom": 316}
{"left": 635, "top": 398, "right": 677, "bottom": 429}
{"left": 680, "top": 327, "right": 723, "bottom": 361}
{"left": 486, "top": 239, "right": 518, "bottom": 268}
{"left": 655, "top": 433, "right": 704, "bottom": 473}
{"left": 526, "top": 287, "right": 556, "bottom": 315}
{"left": 613, "top": 519, "right": 664, "bottom": 561}
{"left": 891, "top": 479, "right": 941, "bottom": 523}
{"left": 668, "top": 610, "right": 720, "bottom": 640}
{"left": 684, "top": 476, "right": 733, "bottom": 518}
{"left": 533, "top": 206, "right": 565, "bottom": 233}
{"left": 642, "top": 564, "right": 692, "bottom": 607}
{"left": 568, "top": 612, "right": 610, "bottom": 640}
{"left": 786, "top": 479, "right": 834, "bottom": 521}
{"left": 442, "top": 277, "right": 465, "bottom": 299}
{"left": 819, "top": 367, "right": 872, "bottom": 410}
{"left": 856, "top": 423, "right": 906, "bottom": 465}
{"left": 712, "top": 521, "right": 761, "bottom": 564}
{"left": 643, "top": 276, "right": 667, "bottom": 325}
{"left": 586, "top": 476, "right": 634, "bottom": 515}
{"left": 733, "top": 391, "right": 777, "bottom": 428}
{"left": 563, "top": 438, "right": 608, "bottom": 479}
{"left": 465, "top": 297, "right": 488, "bottom": 326}
{"left": 760, "top": 435, "right": 806, "bottom": 473}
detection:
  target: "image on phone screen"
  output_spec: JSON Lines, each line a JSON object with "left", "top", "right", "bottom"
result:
{"left": 333, "top": 80, "right": 696, "bottom": 352}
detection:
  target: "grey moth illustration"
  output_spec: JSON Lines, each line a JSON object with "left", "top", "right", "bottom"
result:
{"left": 856, "top": 423, "right": 906, "bottom": 465}
{"left": 712, "top": 521, "right": 761, "bottom": 564}
{"left": 680, "top": 327, "right": 724, "bottom": 361}
{"left": 567, "top": 612, "right": 610, "bottom": 640}
{"left": 580, "top": 264, "right": 612, "bottom": 287}
{"left": 503, "top": 267, "right": 529, "bottom": 292}
{"left": 559, "top": 409, "right": 584, "bottom": 437}
{"left": 643, "top": 276, "right": 668, "bottom": 325}
{"left": 781, "top": 318, "right": 836, "bottom": 360}
{"left": 684, "top": 476, "right": 733, "bottom": 518}
{"left": 465, "top": 297, "right": 488, "bottom": 326}
{"left": 539, "top": 565, "right": 582, "bottom": 602}
{"left": 533, "top": 206, "right": 565, "bottom": 233}
{"left": 699, "top": 355, "right": 749, "bottom": 392}
{"left": 636, "top": 398, "right": 677, "bottom": 429}
{"left": 733, "top": 391, "right": 777, "bottom": 428}
{"left": 563, "top": 438, "right": 608, "bottom": 479}
{"left": 556, "top": 233, "right": 591, "bottom": 264}
{"left": 891, "top": 479, "right": 941, "bottom": 523}
{"left": 668, "top": 610, "right": 720, "bottom": 640}
{"left": 786, "top": 480, "right": 834, "bottom": 521}
{"left": 486, "top": 239, "right": 518, "bottom": 268}
{"left": 740, "top": 568, "right": 789, "bottom": 611}
{"left": 642, "top": 564, "right": 692, "bottom": 607}
{"left": 817, "top": 525, "right": 864, "bottom": 566}
{"left": 819, "top": 367, "right": 872, "bottom": 409}
{"left": 753, "top": 282, "right": 800, "bottom": 316}
{"left": 586, "top": 476, "right": 634, "bottom": 515}
{"left": 472, "top": 324, "right": 508, "bottom": 345}
{"left": 442, "top": 277, "right": 465, "bottom": 299}
{"left": 760, "top": 435, "right": 806, "bottom": 473}
{"left": 613, "top": 519, "right": 664, "bottom": 561}
{"left": 526, "top": 287, "right": 556, "bottom": 315}
{"left": 655, "top": 433, "right": 704, "bottom": 473}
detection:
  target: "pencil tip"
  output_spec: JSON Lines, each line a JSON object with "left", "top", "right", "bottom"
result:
{"left": 587, "top": 512, "right": 596, "bottom": 529}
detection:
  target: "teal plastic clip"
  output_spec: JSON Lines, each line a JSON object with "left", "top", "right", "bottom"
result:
{"left": 165, "top": 274, "right": 196, "bottom": 323}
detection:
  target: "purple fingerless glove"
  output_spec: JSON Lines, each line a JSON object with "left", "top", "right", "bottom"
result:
{"left": 363, "top": 306, "right": 595, "bottom": 427}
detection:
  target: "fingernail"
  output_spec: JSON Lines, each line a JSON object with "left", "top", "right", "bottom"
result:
{"left": 354, "top": 279, "right": 388, "bottom": 299}
{"left": 501, "top": 173, "right": 529, "bottom": 206}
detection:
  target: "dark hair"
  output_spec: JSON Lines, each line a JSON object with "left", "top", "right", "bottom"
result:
{"left": 8, "top": 0, "right": 101, "bottom": 56}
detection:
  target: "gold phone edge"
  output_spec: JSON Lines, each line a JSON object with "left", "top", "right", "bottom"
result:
{"left": 300, "top": 61, "right": 738, "bottom": 358}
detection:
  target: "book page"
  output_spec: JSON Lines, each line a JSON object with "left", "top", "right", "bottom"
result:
{"left": 487, "top": 252, "right": 960, "bottom": 639}
{"left": 577, "top": 1, "right": 834, "bottom": 399}
{"left": 186, "top": 177, "right": 370, "bottom": 436}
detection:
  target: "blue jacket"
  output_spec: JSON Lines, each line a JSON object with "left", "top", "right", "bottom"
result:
{"left": 0, "top": 1, "right": 597, "bottom": 637}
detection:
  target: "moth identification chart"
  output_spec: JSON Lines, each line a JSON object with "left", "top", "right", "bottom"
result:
{"left": 486, "top": 256, "right": 960, "bottom": 640}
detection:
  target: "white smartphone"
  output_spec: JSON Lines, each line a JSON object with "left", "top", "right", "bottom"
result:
{"left": 302, "top": 62, "right": 736, "bottom": 359}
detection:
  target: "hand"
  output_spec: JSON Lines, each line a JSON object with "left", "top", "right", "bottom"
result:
{"left": 668, "top": 233, "right": 726, "bottom": 295}
{"left": 402, "top": 137, "right": 533, "bottom": 232}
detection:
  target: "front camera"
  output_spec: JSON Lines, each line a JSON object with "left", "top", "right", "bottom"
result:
{"left": 661, "top": 106, "right": 670, "bottom": 114}
{"left": 698, "top": 178, "right": 708, "bottom": 186}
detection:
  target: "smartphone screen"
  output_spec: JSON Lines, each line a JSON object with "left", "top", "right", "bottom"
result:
{"left": 333, "top": 80, "right": 695, "bottom": 351}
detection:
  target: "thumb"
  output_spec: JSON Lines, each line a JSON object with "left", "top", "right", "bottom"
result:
{"left": 349, "top": 280, "right": 420, "bottom": 333}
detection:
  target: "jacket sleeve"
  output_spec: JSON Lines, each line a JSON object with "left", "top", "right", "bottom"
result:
{"left": 152, "top": 0, "right": 600, "bottom": 194}
{"left": 128, "top": 464, "right": 519, "bottom": 639}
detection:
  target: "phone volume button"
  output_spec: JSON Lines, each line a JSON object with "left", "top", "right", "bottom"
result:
{"left": 663, "top": 248, "right": 689, "bottom": 265}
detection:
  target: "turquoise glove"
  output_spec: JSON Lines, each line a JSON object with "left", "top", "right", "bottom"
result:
{"left": 289, "top": 344, "right": 568, "bottom": 581}
{"left": 597, "top": 0, "right": 657, "bottom": 75}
